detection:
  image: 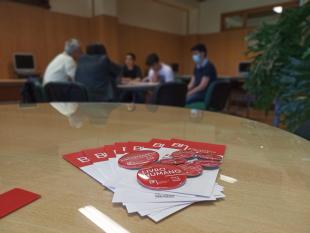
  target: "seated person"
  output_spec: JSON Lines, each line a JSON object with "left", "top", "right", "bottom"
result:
{"left": 75, "top": 43, "right": 121, "bottom": 102}
{"left": 43, "top": 38, "right": 82, "bottom": 85}
{"left": 145, "top": 53, "right": 174, "bottom": 83}
{"left": 120, "top": 53, "right": 142, "bottom": 84}
{"left": 187, "top": 43, "right": 217, "bottom": 104}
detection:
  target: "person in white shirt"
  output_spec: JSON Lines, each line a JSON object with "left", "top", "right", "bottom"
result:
{"left": 43, "top": 38, "right": 82, "bottom": 85}
{"left": 145, "top": 53, "right": 174, "bottom": 83}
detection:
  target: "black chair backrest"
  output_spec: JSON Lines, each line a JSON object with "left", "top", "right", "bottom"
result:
{"left": 295, "top": 120, "right": 310, "bottom": 140}
{"left": 44, "top": 82, "right": 89, "bottom": 102}
{"left": 153, "top": 82, "right": 187, "bottom": 107}
{"left": 205, "top": 79, "right": 231, "bottom": 111}
{"left": 21, "top": 77, "right": 46, "bottom": 103}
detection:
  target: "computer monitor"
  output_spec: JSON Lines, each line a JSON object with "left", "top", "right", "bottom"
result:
{"left": 238, "top": 62, "right": 251, "bottom": 77}
{"left": 13, "top": 53, "right": 36, "bottom": 75}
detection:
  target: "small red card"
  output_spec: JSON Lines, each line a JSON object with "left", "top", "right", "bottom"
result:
{"left": 0, "top": 188, "right": 41, "bottom": 218}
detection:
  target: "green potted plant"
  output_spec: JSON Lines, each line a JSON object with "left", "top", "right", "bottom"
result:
{"left": 245, "top": 2, "right": 310, "bottom": 131}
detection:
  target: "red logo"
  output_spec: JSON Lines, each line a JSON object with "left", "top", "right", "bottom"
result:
{"left": 137, "top": 164, "right": 187, "bottom": 190}
{"left": 193, "top": 160, "right": 222, "bottom": 168}
{"left": 194, "top": 150, "right": 223, "bottom": 161}
{"left": 118, "top": 150, "right": 159, "bottom": 169}
{"left": 170, "top": 150, "right": 196, "bottom": 159}
{"left": 159, "top": 158, "right": 187, "bottom": 165}
{"left": 178, "top": 163, "right": 203, "bottom": 177}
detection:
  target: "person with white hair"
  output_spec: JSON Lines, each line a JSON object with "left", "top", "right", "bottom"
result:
{"left": 43, "top": 38, "right": 82, "bottom": 85}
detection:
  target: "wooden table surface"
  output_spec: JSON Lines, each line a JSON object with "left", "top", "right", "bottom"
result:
{"left": 0, "top": 103, "right": 309, "bottom": 233}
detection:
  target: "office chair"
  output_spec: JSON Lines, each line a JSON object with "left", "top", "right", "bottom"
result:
{"left": 295, "top": 120, "right": 310, "bottom": 140}
{"left": 44, "top": 82, "right": 89, "bottom": 102}
{"left": 21, "top": 77, "right": 46, "bottom": 103}
{"left": 187, "top": 79, "right": 232, "bottom": 111}
{"left": 152, "top": 82, "right": 187, "bottom": 107}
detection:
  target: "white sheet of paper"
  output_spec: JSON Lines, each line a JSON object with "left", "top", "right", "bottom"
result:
{"left": 113, "top": 184, "right": 224, "bottom": 204}
{"left": 148, "top": 203, "right": 192, "bottom": 222}
{"left": 110, "top": 156, "right": 220, "bottom": 197}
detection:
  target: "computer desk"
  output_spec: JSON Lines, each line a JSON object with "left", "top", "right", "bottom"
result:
{"left": 0, "top": 79, "right": 26, "bottom": 102}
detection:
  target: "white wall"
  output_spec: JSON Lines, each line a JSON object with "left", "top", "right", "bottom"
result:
{"left": 94, "top": 0, "right": 118, "bottom": 16}
{"left": 198, "top": 0, "right": 289, "bottom": 34}
{"left": 49, "top": 0, "right": 92, "bottom": 17}
{"left": 50, "top": 0, "right": 117, "bottom": 17}
{"left": 117, "top": 0, "right": 188, "bottom": 35}
{"left": 189, "top": 9, "right": 199, "bottom": 34}
{"left": 49, "top": 0, "right": 188, "bottom": 35}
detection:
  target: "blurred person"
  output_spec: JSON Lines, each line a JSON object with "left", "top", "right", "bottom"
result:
{"left": 75, "top": 43, "right": 121, "bottom": 102}
{"left": 120, "top": 53, "right": 142, "bottom": 84}
{"left": 43, "top": 38, "right": 82, "bottom": 85}
{"left": 144, "top": 53, "right": 174, "bottom": 83}
{"left": 186, "top": 43, "right": 217, "bottom": 104}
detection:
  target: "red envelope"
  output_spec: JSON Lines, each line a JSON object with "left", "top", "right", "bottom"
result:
{"left": 0, "top": 188, "right": 41, "bottom": 218}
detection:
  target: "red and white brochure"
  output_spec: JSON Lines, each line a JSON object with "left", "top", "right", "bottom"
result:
{"left": 63, "top": 152, "right": 107, "bottom": 186}
{"left": 171, "top": 138, "right": 226, "bottom": 156}
{"left": 114, "top": 142, "right": 130, "bottom": 154}
{"left": 147, "top": 138, "right": 172, "bottom": 149}
{"left": 63, "top": 138, "right": 227, "bottom": 222}
{"left": 83, "top": 146, "right": 117, "bottom": 190}
{"left": 110, "top": 146, "right": 221, "bottom": 197}
{"left": 126, "top": 141, "right": 152, "bottom": 152}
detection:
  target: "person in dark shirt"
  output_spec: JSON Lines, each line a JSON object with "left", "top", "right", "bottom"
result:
{"left": 187, "top": 43, "right": 217, "bottom": 104}
{"left": 120, "top": 53, "right": 142, "bottom": 84}
{"left": 75, "top": 43, "right": 121, "bottom": 102}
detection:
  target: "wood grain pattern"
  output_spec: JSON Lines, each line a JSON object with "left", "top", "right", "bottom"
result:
{"left": 0, "top": 103, "right": 309, "bottom": 233}
{"left": 89, "top": 15, "right": 120, "bottom": 62}
{"left": 119, "top": 24, "right": 184, "bottom": 74}
{"left": 0, "top": 1, "right": 251, "bottom": 82}
{"left": 198, "top": 29, "right": 251, "bottom": 76}
{"left": 0, "top": 2, "right": 91, "bottom": 80}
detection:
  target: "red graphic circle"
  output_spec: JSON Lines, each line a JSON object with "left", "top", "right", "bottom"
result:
{"left": 137, "top": 164, "right": 187, "bottom": 190}
{"left": 195, "top": 150, "right": 223, "bottom": 161}
{"left": 159, "top": 158, "right": 187, "bottom": 165}
{"left": 193, "top": 160, "right": 222, "bottom": 168}
{"left": 170, "top": 150, "right": 196, "bottom": 159}
{"left": 118, "top": 150, "right": 159, "bottom": 169}
{"left": 178, "top": 163, "right": 203, "bottom": 177}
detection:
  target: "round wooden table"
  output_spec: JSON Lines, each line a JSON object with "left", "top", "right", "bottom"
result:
{"left": 0, "top": 103, "right": 309, "bottom": 233}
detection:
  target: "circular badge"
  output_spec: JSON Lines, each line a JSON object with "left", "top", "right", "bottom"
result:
{"left": 195, "top": 150, "right": 223, "bottom": 161}
{"left": 159, "top": 158, "right": 187, "bottom": 165}
{"left": 118, "top": 150, "right": 159, "bottom": 169}
{"left": 193, "top": 160, "right": 222, "bottom": 168}
{"left": 178, "top": 163, "right": 203, "bottom": 177}
{"left": 137, "top": 164, "right": 187, "bottom": 190}
{"left": 170, "top": 150, "right": 196, "bottom": 159}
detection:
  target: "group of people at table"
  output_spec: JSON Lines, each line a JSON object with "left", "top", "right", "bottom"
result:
{"left": 43, "top": 39, "right": 218, "bottom": 104}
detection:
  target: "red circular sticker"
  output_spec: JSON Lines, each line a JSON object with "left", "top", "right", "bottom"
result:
{"left": 170, "top": 150, "right": 196, "bottom": 159}
{"left": 193, "top": 160, "right": 222, "bottom": 168}
{"left": 195, "top": 151, "right": 223, "bottom": 161}
{"left": 137, "top": 164, "right": 187, "bottom": 190}
{"left": 178, "top": 163, "right": 203, "bottom": 177}
{"left": 159, "top": 158, "right": 187, "bottom": 165}
{"left": 118, "top": 150, "right": 159, "bottom": 169}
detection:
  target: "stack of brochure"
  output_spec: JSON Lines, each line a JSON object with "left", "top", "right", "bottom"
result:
{"left": 64, "top": 138, "right": 226, "bottom": 222}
